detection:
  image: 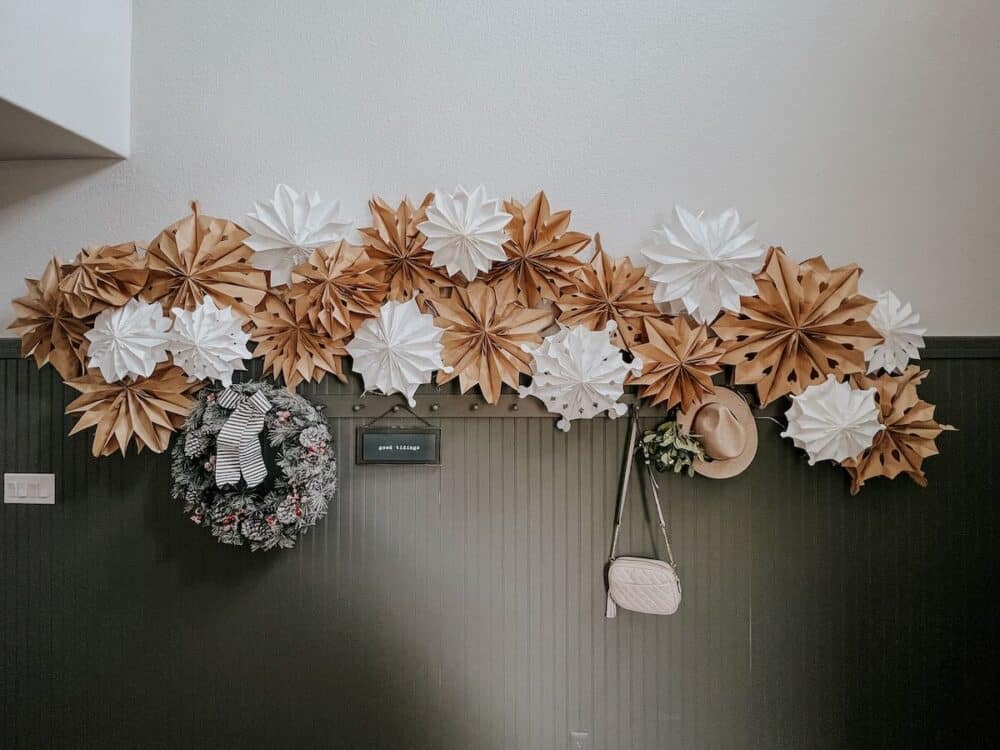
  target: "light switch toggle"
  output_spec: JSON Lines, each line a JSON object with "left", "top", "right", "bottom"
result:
{"left": 4, "top": 473, "right": 55, "bottom": 504}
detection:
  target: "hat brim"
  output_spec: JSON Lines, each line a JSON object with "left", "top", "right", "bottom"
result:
{"left": 675, "top": 387, "right": 758, "bottom": 479}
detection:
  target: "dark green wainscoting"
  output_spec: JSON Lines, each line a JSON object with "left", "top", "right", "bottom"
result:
{"left": 1, "top": 338, "right": 997, "bottom": 750}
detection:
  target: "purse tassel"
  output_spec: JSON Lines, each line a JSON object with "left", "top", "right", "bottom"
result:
{"left": 605, "top": 591, "right": 617, "bottom": 618}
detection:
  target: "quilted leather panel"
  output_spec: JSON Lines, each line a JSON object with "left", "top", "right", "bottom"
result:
{"left": 609, "top": 557, "right": 681, "bottom": 615}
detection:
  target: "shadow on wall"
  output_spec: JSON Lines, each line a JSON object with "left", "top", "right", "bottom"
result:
{"left": 0, "top": 159, "right": 116, "bottom": 212}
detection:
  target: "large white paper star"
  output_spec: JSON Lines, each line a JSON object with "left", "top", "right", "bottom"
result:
{"left": 781, "top": 375, "right": 883, "bottom": 465}
{"left": 864, "top": 290, "right": 925, "bottom": 374}
{"left": 167, "top": 296, "right": 252, "bottom": 386}
{"left": 417, "top": 185, "right": 511, "bottom": 281}
{"left": 85, "top": 299, "right": 171, "bottom": 382}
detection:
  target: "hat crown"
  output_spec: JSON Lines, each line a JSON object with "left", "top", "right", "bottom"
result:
{"left": 692, "top": 403, "right": 746, "bottom": 460}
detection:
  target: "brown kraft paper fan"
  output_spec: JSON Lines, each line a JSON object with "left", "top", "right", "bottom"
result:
{"left": 629, "top": 315, "right": 724, "bottom": 411}
{"left": 841, "top": 366, "right": 955, "bottom": 494}
{"left": 712, "top": 246, "right": 883, "bottom": 406}
{"left": 59, "top": 242, "right": 149, "bottom": 318}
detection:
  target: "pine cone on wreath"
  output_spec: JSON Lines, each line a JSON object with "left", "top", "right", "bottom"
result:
{"left": 183, "top": 429, "right": 212, "bottom": 458}
{"left": 240, "top": 517, "right": 273, "bottom": 543}
{"left": 276, "top": 495, "right": 304, "bottom": 525}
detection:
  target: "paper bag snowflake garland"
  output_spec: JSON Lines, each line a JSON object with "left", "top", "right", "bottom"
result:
{"left": 9, "top": 259, "right": 92, "bottom": 379}
{"left": 556, "top": 234, "right": 657, "bottom": 349}
{"left": 66, "top": 363, "right": 200, "bottom": 457}
{"left": 642, "top": 206, "right": 766, "bottom": 325}
{"left": 249, "top": 292, "right": 349, "bottom": 390}
{"left": 418, "top": 185, "right": 512, "bottom": 281}
{"left": 85, "top": 299, "right": 172, "bottom": 382}
{"left": 287, "top": 241, "right": 388, "bottom": 337}
{"left": 712, "top": 247, "right": 883, "bottom": 406}
{"left": 781, "top": 375, "right": 883, "bottom": 465}
{"left": 59, "top": 243, "right": 148, "bottom": 318}
{"left": 841, "top": 367, "right": 955, "bottom": 493}
{"left": 244, "top": 184, "right": 354, "bottom": 286}
{"left": 360, "top": 194, "right": 457, "bottom": 310}
{"left": 434, "top": 279, "right": 552, "bottom": 404}
{"left": 142, "top": 202, "right": 268, "bottom": 316}
{"left": 347, "top": 299, "right": 452, "bottom": 406}
{"left": 486, "top": 191, "right": 590, "bottom": 308}
{"left": 168, "top": 296, "right": 252, "bottom": 386}
{"left": 865, "top": 290, "right": 926, "bottom": 374}
{"left": 629, "top": 316, "right": 723, "bottom": 411}
{"left": 520, "top": 322, "right": 643, "bottom": 432}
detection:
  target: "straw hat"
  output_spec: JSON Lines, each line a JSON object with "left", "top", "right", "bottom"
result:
{"left": 675, "top": 387, "right": 758, "bottom": 479}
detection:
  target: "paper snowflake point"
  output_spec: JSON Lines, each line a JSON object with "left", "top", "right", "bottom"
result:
{"left": 418, "top": 185, "right": 512, "bottom": 282}
{"left": 642, "top": 206, "right": 766, "bottom": 324}
{"left": 864, "top": 290, "right": 925, "bottom": 374}
{"left": 85, "top": 298, "right": 172, "bottom": 383}
{"left": 168, "top": 296, "right": 252, "bottom": 386}
{"left": 245, "top": 184, "right": 354, "bottom": 286}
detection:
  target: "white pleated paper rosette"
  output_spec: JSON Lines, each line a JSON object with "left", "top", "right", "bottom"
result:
{"left": 85, "top": 298, "right": 172, "bottom": 382}
{"left": 519, "top": 321, "right": 643, "bottom": 432}
{"left": 642, "top": 205, "right": 766, "bottom": 324}
{"left": 346, "top": 298, "right": 452, "bottom": 407}
{"left": 245, "top": 184, "right": 353, "bottom": 286}
{"left": 167, "top": 296, "right": 252, "bottom": 386}
{"left": 781, "top": 375, "right": 883, "bottom": 465}
{"left": 417, "top": 185, "right": 512, "bottom": 281}
{"left": 865, "top": 290, "right": 926, "bottom": 374}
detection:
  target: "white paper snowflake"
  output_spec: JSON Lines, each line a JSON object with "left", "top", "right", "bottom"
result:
{"left": 641, "top": 205, "right": 766, "bottom": 324}
{"left": 781, "top": 375, "right": 883, "bottom": 465}
{"left": 864, "top": 290, "right": 925, "bottom": 374}
{"left": 346, "top": 298, "right": 452, "bottom": 407}
{"left": 519, "top": 321, "right": 643, "bottom": 432}
{"left": 167, "top": 296, "right": 252, "bottom": 386}
{"left": 417, "top": 185, "right": 512, "bottom": 281}
{"left": 85, "top": 298, "right": 172, "bottom": 382}
{"left": 245, "top": 184, "right": 353, "bottom": 286}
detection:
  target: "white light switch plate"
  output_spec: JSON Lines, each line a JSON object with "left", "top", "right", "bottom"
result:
{"left": 4, "top": 473, "right": 55, "bottom": 504}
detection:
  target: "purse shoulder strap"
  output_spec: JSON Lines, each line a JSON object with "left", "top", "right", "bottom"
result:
{"left": 608, "top": 407, "right": 676, "bottom": 568}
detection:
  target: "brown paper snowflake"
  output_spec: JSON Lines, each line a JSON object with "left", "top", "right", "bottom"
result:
{"left": 434, "top": 278, "right": 554, "bottom": 404}
{"left": 58, "top": 242, "right": 148, "bottom": 317}
{"left": 712, "top": 247, "right": 882, "bottom": 406}
{"left": 841, "top": 366, "right": 955, "bottom": 494}
{"left": 249, "top": 292, "right": 349, "bottom": 389}
{"left": 556, "top": 234, "right": 657, "bottom": 349}
{"left": 485, "top": 191, "right": 590, "bottom": 307}
{"left": 9, "top": 258, "right": 92, "bottom": 379}
{"left": 359, "top": 194, "right": 457, "bottom": 311}
{"left": 66, "top": 363, "right": 200, "bottom": 457}
{"left": 287, "top": 241, "right": 387, "bottom": 337}
{"left": 142, "top": 202, "right": 268, "bottom": 316}
{"left": 629, "top": 316, "right": 723, "bottom": 411}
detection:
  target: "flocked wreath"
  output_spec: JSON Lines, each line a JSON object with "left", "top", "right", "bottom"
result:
{"left": 171, "top": 381, "right": 336, "bottom": 551}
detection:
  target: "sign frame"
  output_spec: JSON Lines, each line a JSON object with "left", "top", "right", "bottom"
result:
{"left": 355, "top": 426, "right": 442, "bottom": 466}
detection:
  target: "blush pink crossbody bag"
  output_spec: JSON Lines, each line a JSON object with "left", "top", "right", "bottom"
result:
{"left": 605, "top": 407, "right": 682, "bottom": 618}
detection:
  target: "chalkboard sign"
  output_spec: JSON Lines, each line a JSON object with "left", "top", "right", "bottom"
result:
{"left": 356, "top": 427, "right": 441, "bottom": 465}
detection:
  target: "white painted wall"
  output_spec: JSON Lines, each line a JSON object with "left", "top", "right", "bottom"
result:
{"left": 1, "top": 0, "right": 997, "bottom": 333}
{"left": 0, "top": 0, "right": 131, "bottom": 157}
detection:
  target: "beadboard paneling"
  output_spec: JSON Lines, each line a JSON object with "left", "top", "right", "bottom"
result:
{"left": 1, "top": 345, "right": 997, "bottom": 749}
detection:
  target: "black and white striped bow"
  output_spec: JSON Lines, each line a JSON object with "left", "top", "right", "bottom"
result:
{"left": 215, "top": 389, "right": 272, "bottom": 488}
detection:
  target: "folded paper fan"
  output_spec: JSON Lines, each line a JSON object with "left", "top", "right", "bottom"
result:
{"left": 556, "top": 234, "right": 657, "bottom": 349}
{"left": 249, "top": 292, "right": 348, "bottom": 390}
{"left": 58, "top": 242, "right": 148, "bottom": 317}
{"left": 360, "top": 194, "right": 457, "bottom": 311}
{"left": 66, "top": 363, "right": 200, "bottom": 457}
{"left": 85, "top": 298, "right": 172, "bottom": 382}
{"left": 9, "top": 258, "right": 91, "bottom": 379}
{"left": 641, "top": 206, "right": 766, "bottom": 324}
{"left": 629, "top": 316, "right": 723, "bottom": 411}
{"left": 433, "top": 278, "right": 553, "bottom": 404}
{"left": 712, "top": 247, "right": 883, "bottom": 406}
{"left": 167, "top": 296, "right": 252, "bottom": 386}
{"left": 244, "top": 184, "right": 353, "bottom": 286}
{"left": 418, "top": 185, "right": 512, "bottom": 282}
{"left": 142, "top": 202, "right": 268, "bottom": 317}
{"left": 347, "top": 299, "right": 452, "bottom": 406}
{"left": 842, "top": 367, "right": 955, "bottom": 493}
{"left": 865, "top": 290, "right": 926, "bottom": 374}
{"left": 486, "top": 191, "right": 590, "bottom": 307}
{"left": 287, "top": 241, "right": 388, "bottom": 337}
{"left": 781, "top": 375, "right": 883, "bottom": 465}
{"left": 520, "top": 322, "right": 643, "bottom": 432}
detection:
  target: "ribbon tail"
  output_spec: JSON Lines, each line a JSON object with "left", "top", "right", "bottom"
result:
{"left": 239, "top": 414, "right": 268, "bottom": 488}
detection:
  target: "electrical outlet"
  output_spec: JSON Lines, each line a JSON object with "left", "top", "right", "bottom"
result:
{"left": 4, "top": 473, "right": 55, "bottom": 504}
{"left": 569, "top": 730, "right": 591, "bottom": 750}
